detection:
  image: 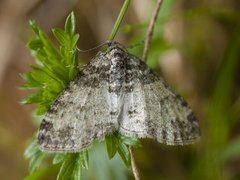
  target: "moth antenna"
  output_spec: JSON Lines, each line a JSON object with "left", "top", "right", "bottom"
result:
{"left": 77, "top": 40, "right": 145, "bottom": 53}
{"left": 77, "top": 42, "right": 109, "bottom": 53}
{"left": 126, "top": 40, "right": 145, "bottom": 49}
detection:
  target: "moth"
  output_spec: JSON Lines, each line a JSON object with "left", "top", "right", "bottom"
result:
{"left": 38, "top": 42, "right": 201, "bottom": 152}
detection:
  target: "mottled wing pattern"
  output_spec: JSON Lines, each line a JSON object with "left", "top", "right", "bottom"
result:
{"left": 38, "top": 52, "right": 119, "bottom": 152}
{"left": 38, "top": 43, "right": 200, "bottom": 152}
{"left": 119, "top": 53, "right": 200, "bottom": 145}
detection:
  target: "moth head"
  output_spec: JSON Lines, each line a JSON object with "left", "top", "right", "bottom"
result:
{"left": 105, "top": 41, "right": 128, "bottom": 60}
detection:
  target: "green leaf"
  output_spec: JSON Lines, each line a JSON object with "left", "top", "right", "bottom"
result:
{"left": 35, "top": 104, "right": 48, "bottom": 115}
{"left": 24, "top": 139, "right": 46, "bottom": 173}
{"left": 24, "top": 138, "right": 39, "bottom": 159}
{"left": 29, "top": 21, "right": 40, "bottom": 35}
{"left": 53, "top": 28, "right": 70, "bottom": 46}
{"left": 20, "top": 72, "right": 42, "bottom": 89}
{"left": 21, "top": 92, "right": 43, "bottom": 104}
{"left": 24, "top": 170, "right": 42, "bottom": 180}
{"left": 120, "top": 136, "right": 141, "bottom": 147}
{"left": 117, "top": 143, "right": 131, "bottom": 168}
{"left": 27, "top": 39, "right": 43, "bottom": 50}
{"left": 105, "top": 133, "right": 140, "bottom": 168}
{"left": 53, "top": 153, "right": 66, "bottom": 165}
{"left": 38, "top": 31, "right": 61, "bottom": 65}
{"left": 57, "top": 153, "right": 82, "bottom": 180}
{"left": 29, "top": 151, "right": 46, "bottom": 173}
{"left": 105, "top": 134, "right": 118, "bottom": 159}
{"left": 72, "top": 34, "right": 80, "bottom": 48}
{"left": 68, "top": 65, "right": 79, "bottom": 80}
{"left": 80, "top": 151, "right": 89, "bottom": 169}
{"left": 65, "top": 12, "right": 76, "bottom": 36}
{"left": 30, "top": 66, "right": 54, "bottom": 85}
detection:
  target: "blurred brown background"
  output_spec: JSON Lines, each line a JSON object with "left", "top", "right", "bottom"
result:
{"left": 0, "top": 0, "right": 240, "bottom": 179}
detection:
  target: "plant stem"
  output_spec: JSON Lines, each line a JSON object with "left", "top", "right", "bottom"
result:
{"left": 142, "top": 0, "right": 164, "bottom": 62}
{"left": 108, "top": 0, "right": 131, "bottom": 41}
{"left": 108, "top": 2, "right": 141, "bottom": 179}
{"left": 129, "top": 147, "right": 140, "bottom": 180}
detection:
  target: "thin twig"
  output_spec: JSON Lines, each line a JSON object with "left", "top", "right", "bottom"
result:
{"left": 129, "top": 147, "right": 140, "bottom": 180}
{"left": 142, "top": 0, "right": 164, "bottom": 62}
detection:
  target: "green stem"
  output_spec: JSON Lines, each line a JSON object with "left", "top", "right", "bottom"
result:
{"left": 108, "top": 0, "right": 131, "bottom": 41}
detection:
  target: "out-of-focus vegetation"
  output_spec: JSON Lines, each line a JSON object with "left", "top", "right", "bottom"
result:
{"left": 0, "top": 0, "right": 239, "bottom": 179}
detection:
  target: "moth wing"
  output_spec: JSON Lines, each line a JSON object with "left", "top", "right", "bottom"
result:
{"left": 119, "top": 55, "right": 200, "bottom": 145}
{"left": 38, "top": 54, "right": 118, "bottom": 152}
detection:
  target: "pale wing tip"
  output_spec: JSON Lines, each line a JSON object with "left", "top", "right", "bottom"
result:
{"left": 119, "top": 128, "right": 201, "bottom": 146}
{"left": 38, "top": 143, "right": 93, "bottom": 153}
{"left": 161, "top": 135, "right": 201, "bottom": 146}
